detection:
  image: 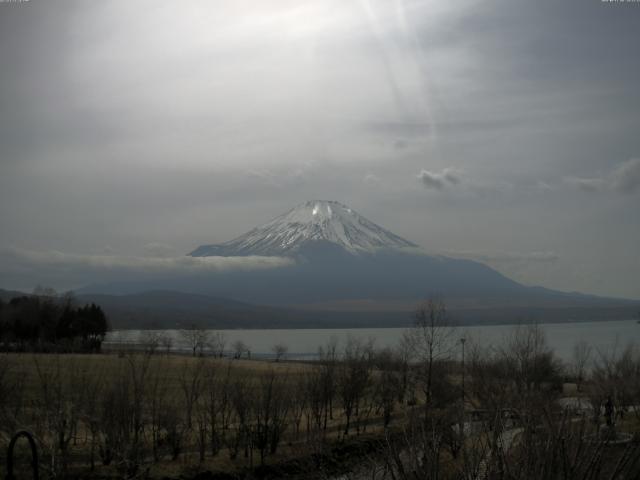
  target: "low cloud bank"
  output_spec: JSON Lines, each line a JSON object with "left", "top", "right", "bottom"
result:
{"left": 0, "top": 246, "right": 294, "bottom": 291}
{"left": 1, "top": 247, "right": 294, "bottom": 273}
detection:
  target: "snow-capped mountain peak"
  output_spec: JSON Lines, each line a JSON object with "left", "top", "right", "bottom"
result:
{"left": 190, "top": 200, "right": 418, "bottom": 257}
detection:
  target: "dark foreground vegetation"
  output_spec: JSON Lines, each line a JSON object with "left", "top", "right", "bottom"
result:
{"left": 0, "top": 288, "right": 109, "bottom": 352}
{"left": 1, "top": 299, "right": 640, "bottom": 479}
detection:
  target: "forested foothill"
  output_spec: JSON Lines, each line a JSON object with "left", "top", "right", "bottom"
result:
{"left": 0, "top": 287, "right": 109, "bottom": 353}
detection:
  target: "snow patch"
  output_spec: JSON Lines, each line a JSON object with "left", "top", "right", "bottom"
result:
{"left": 190, "top": 200, "right": 418, "bottom": 257}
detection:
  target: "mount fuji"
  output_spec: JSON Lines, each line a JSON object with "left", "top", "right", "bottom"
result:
{"left": 190, "top": 200, "right": 418, "bottom": 257}
{"left": 184, "top": 200, "right": 542, "bottom": 304}
{"left": 78, "top": 200, "right": 638, "bottom": 326}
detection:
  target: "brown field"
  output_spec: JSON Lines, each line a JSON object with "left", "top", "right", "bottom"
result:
{"left": 3, "top": 323, "right": 640, "bottom": 480}
{"left": 0, "top": 351, "right": 397, "bottom": 479}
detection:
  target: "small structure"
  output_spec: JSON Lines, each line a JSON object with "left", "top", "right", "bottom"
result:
{"left": 6, "top": 430, "right": 39, "bottom": 480}
{"left": 605, "top": 396, "right": 614, "bottom": 427}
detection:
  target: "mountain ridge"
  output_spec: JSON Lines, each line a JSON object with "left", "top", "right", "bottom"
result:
{"left": 2, "top": 288, "right": 638, "bottom": 330}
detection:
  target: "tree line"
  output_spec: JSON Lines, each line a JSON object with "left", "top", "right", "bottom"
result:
{"left": 0, "top": 287, "right": 109, "bottom": 352}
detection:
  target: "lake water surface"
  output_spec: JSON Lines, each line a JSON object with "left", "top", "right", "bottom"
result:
{"left": 105, "top": 319, "right": 640, "bottom": 362}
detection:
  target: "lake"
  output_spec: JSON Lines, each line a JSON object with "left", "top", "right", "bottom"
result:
{"left": 104, "top": 319, "right": 640, "bottom": 362}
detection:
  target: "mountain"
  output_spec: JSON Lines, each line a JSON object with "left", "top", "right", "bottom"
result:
{"left": 77, "top": 200, "right": 639, "bottom": 323}
{"left": 190, "top": 200, "right": 418, "bottom": 257}
{"left": 76, "top": 290, "right": 300, "bottom": 329}
{"left": 182, "top": 200, "right": 528, "bottom": 303}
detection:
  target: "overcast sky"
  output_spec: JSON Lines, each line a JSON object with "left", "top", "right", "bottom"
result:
{"left": 1, "top": 0, "right": 639, "bottom": 298}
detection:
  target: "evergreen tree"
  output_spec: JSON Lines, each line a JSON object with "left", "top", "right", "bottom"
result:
{"left": 0, "top": 294, "right": 109, "bottom": 352}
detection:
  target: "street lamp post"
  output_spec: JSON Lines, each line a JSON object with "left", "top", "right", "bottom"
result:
{"left": 460, "top": 337, "right": 466, "bottom": 407}
{"left": 460, "top": 337, "right": 467, "bottom": 466}
{"left": 460, "top": 337, "right": 466, "bottom": 458}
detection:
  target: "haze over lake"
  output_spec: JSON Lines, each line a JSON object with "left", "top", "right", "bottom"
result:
{"left": 106, "top": 319, "right": 640, "bottom": 362}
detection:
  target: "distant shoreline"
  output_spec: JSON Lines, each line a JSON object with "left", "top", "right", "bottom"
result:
{"left": 108, "top": 316, "right": 639, "bottom": 331}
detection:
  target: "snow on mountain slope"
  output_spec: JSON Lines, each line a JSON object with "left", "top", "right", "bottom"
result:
{"left": 190, "top": 200, "right": 418, "bottom": 257}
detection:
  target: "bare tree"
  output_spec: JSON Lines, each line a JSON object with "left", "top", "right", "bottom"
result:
{"left": 0, "top": 355, "right": 24, "bottom": 436}
{"left": 32, "top": 355, "right": 87, "bottom": 477}
{"left": 232, "top": 339, "right": 248, "bottom": 359}
{"left": 227, "top": 374, "right": 253, "bottom": 460}
{"left": 81, "top": 363, "right": 105, "bottom": 471}
{"left": 180, "top": 324, "right": 211, "bottom": 356}
{"left": 139, "top": 330, "right": 161, "bottom": 354}
{"left": 572, "top": 339, "right": 592, "bottom": 391}
{"left": 202, "top": 360, "right": 229, "bottom": 457}
{"left": 253, "top": 369, "right": 291, "bottom": 464}
{"left": 289, "top": 374, "right": 308, "bottom": 439}
{"left": 591, "top": 342, "right": 640, "bottom": 423}
{"left": 372, "top": 348, "right": 403, "bottom": 428}
{"left": 179, "top": 358, "right": 206, "bottom": 429}
{"left": 501, "top": 324, "right": 561, "bottom": 399}
{"left": 211, "top": 331, "right": 227, "bottom": 358}
{"left": 337, "top": 337, "right": 373, "bottom": 436}
{"left": 304, "top": 367, "right": 326, "bottom": 437}
{"left": 159, "top": 332, "right": 173, "bottom": 355}
{"left": 406, "top": 297, "right": 456, "bottom": 409}
{"left": 159, "top": 404, "right": 185, "bottom": 461}
{"left": 147, "top": 357, "right": 170, "bottom": 462}
{"left": 272, "top": 342, "right": 288, "bottom": 362}
{"left": 394, "top": 335, "right": 413, "bottom": 405}
{"left": 318, "top": 336, "right": 339, "bottom": 426}
{"left": 124, "top": 352, "right": 152, "bottom": 473}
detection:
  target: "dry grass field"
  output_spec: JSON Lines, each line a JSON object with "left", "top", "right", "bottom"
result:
{"left": 0, "top": 351, "right": 398, "bottom": 479}
{"left": 3, "top": 324, "right": 640, "bottom": 480}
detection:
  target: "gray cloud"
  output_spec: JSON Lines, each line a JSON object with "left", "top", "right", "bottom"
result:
{"left": 245, "top": 163, "right": 312, "bottom": 188}
{"left": 363, "top": 173, "right": 382, "bottom": 187}
{"left": 567, "top": 158, "right": 640, "bottom": 194}
{"left": 419, "top": 171, "right": 446, "bottom": 190}
{"left": 611, "top": 158, "right": 640, "bottom": 193}
{"left": 565, "top": 177, "right": 606, "bottom": 193}
{"left": 0, "top": 247, "right": 292, "bottom": 273}
{"left": 0, "top": 246, "right": 293, "bottom": 291}
{"left": 417, "top": 168, "right": 463, "bottom": 190}
{"left": 535, "top": 181, "right": 553, "bottom": 192}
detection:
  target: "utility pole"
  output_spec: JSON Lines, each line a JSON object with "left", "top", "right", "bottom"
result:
{"left": 460, "top": 337, "right": 467, "bottom": 468}
{"left": 460, "top": 337, "right": 466, "bottom": 406}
